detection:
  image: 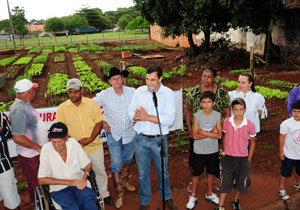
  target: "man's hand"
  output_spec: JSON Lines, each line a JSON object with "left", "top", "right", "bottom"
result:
{"left": 103, "top": 121, "right": 111, "bottom": 133}
{"left": 73, "top": 178, "right": 87, "bottom": 190}
{"left": 133, "top": 106, "right": 149, "bottom": 121}
{"left": 78, "top": 137, "right": 92, "bottom": 147}
{"left": 279, "top": 151, "right": 284, "bottom": 160}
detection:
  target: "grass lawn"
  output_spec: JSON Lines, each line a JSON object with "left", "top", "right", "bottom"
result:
{"left": 0, "top": 32, "right": 149, "bottom": 48}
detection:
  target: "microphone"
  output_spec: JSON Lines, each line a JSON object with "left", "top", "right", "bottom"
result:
{"left": 151, "top": 86, "right": 158, "bottom": 107}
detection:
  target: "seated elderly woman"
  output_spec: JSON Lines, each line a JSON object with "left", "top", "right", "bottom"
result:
{"left": 38, "top": 122, "right": 98, "bottom": 210}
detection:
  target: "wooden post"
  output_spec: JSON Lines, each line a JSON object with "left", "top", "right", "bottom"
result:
{"left": 5, "top": 39, "right": 7, "bottom": 48}
{"left": 285, "top": 44, "right": 288, "bottom": 65}
{"left": 86, "top": 33, "right": 88, "bottom": 44}
{"left": 102, "top": 32, "right": 105, "bottom": 41}
{"left": 250, "top": 46, "right": 254, "bottom": 78}
{"left": 38, "top": 36, "right": 41, "bottom": 47}
{"left": 55, "top": 35, "right": 57, "bottom": 44}
{"left": 70, "top": 35, "right": 73, "bottom": 44}
{"left": 22, "top": 38, "right": 24, "bottom": 49}
{"left": 119, "top": 31, "right": 121, "bottom": 40}
{"left": 120, "top": 61, "right": 127, "bottom": 85}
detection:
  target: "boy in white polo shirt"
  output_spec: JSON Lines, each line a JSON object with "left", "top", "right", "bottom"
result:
{"left": 278, "top": 99, "right": 300, "bottom": 200}
{"left": 216, "top": 98, "right": 256, "bottom": 210}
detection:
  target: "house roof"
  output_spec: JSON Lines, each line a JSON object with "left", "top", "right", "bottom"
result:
{"left": 27, "top": 25, "right": 44, "bottom": 32}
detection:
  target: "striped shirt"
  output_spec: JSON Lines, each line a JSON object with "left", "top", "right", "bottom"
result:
{"left": 93, "top": 86, "right": 136, "bottom": 144}
{"left": 0, "top": 112, "right": 12, "bottom": 174}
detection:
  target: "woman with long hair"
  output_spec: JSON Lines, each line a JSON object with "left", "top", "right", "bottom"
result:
{"left": 228, "top": 73, "right": 267, "bottom": 134}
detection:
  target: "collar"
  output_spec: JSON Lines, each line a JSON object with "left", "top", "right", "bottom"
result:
{"left": 66, "top": 97, "right": 86, "bottom": 106}
{"left": 228, "top": 115, "right": 248, "bottom": 129}
{"left": 142, "top": 83, "right": 165, "bottom": 94}
{"left": 237, "top": 90, "right": 253, "bottom": 98}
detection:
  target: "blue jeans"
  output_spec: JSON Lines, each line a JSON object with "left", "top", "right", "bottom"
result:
{"left": 51, "top": 186, "right": 97, "bottom": 210}
{"left": 106, "top": 133, "right": 134, "bottom": 172}
{"left": 134, "top": 134, "right": 172, "bottom": 205}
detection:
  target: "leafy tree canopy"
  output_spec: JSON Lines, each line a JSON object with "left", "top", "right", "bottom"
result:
{"left": 45, "top": 17, "right": 64, "bottom": 32}
{"left": 125, "top": 16, "right": 150, "bottom": 30}
{"left": 104, "top": 6, "right": 140, "bottom": 24}
{"left": 118, "top": 14, "right": 133, "bottom": 29}
{"left": 62, "top": 14, "right": 89, "bottom": 32}
{"left": 0, "top": 19, "right": 10, "bottom": 33}
{"left": 12, "top": 6, "right": 28, "bottom": 36}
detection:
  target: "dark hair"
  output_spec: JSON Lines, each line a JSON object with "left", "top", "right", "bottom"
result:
{"left": 200, "top": 91, "right": 216, "bottom": 102}
{"left": 202, "top": 66, "right": 217, "bottom": 78}
{"left": 240, "top": 73, "right": 256, "bottom": 92}
{"left": 291, "top": 100, "right": 300, "bottom": 110}
{"left": 146, "top": 64, "right": 162, "bottom": 78}
{"left": 231, "top": 97, "right": 246, "bottom": 108}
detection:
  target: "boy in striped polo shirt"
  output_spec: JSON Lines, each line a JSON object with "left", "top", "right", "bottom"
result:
{"left": 216, "top": 98, "right": 256, "bottom": 210}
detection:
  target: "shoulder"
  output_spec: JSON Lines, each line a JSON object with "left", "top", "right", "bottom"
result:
{"left": 188, "top": 85, "right": 200, "bottom": 95}
{"left": 135, "top": 85, "right": 147, "bottom": 93}
{"left": 194, "top": 110, "right": 202, "bottom": 117}
{"left": 290, "top": 87, "right": 299, "bottom": 94}
{"left": 212, "top": 110, "right": 221, "bottom": 118}
{"left": 124, "top": 86, "right": 136, "bottom": 92}
{"left": 280, "top": 118, "right": 292, "bottom": 127}
{"left": 57, "top": 100, "right": 69, "bottom": 109}
{"left": 246, "top": 119, "right": 255, "bottom": 128}
{"left": 161, "top": 84, "right": 174, "bottom": 95}
{"left": 41, "top": 141, "right": 52, "bottom": 153}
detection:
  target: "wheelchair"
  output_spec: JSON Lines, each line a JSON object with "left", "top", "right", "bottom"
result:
{"left": 34, "top": 170, "right": 105, "bottom": 210}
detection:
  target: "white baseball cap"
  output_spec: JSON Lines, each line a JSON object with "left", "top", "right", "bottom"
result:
{"left": 14, "top": 79, "right": 39, "bottom": 93}
{"left": 66, "top": 78, "right": 82, "bottom": 90}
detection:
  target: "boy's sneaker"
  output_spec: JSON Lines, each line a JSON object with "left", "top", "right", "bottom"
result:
{"left": 214, "top": 207, "right": 225, "bottom": 210}
{"left": 278, "top": 189, "right": 289, "bottom": 200}
{"left": 294, "top": 182, "right": 300, "bottom": 190}
{"left": 205, "top": 193, "right": 219, "bottom": 205}
{"left": 232, "top": 199, "right": 242, "bottom": 210}
{"left": 186, "top": 196, "right": 197, "bottom": 209}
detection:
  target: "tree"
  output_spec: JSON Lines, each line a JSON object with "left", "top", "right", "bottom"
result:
{"left": 104, "top": 6, "right": 140, "bottom": 24}
{"left": 125, "top": 16, "right": 150, "bottom": 30}
{"left": 62, "top": 14, "right": 89, "bottom": 32}
{"left": 118, "top": 14, "right": 133, "bottom": 29}
{"left": 230, "top": 0, "right": 284, "bottom": 63}
{"left": 0, "top": 19, "right": 10, "bottom": 33}
{"left": 11, "top": 6, "right": 28, "bottom": 37}
{"left": 78, "top": 7, "right": 103, "bottom": 28}
{"left": 134, "top": 0, "right": 232, "bottom": 56}
{"left": 45, "top": 17, "right": 64, "bottom": 32}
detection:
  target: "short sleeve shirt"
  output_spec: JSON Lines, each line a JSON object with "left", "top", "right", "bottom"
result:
{"left": 186, "top": 85, "right": 230, "bottom": 116}
{"left": 9, "top": 99, "right": 48, "bottom": 158}
{"left": 280, "top": 117, "right": 300, "bottom": 160}
{"left": 193, "top": 110, "right": 221, "bottom": 154}
{"left": 38, "top": 138, "right": 91, "bottom": 192}
{"left": 223, "top": 116, "right": 256, "bottom": 157}
{"left": 228, "top": 90, "right": 265, "bottom": 133}
{"left": 56, "top": 97, "right": 104, "bottom": 155}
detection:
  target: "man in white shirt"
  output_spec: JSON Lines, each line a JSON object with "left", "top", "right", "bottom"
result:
{"left": 128, "top": 64, "right": 177, "bottom": 210}
{"left": 93, "top": 67, "right": 136, "bottom": 208}
{"left": 38, "top": 122, "right": 98, "bottom": 210}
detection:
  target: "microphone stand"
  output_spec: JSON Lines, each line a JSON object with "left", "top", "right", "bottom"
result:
{"left": 152, "top": 90, "right": 166, "bottom": 210}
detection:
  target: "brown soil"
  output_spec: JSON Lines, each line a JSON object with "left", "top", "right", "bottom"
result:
{"left": 1, "top": 40, "right": 299, "bottom": 210}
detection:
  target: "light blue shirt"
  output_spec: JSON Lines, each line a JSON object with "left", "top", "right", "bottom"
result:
{"left": 93, "top": 86, "right": 136, "bottom": 144}
{"left": 128, "top": 84, "right": 176, "bottom": 135}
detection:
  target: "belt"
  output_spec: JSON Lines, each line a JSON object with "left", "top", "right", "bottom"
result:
{"left": 140, "top": 134, "right": 161, "bottom": 139}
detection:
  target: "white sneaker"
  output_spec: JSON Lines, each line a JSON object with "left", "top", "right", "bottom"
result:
{"left": 205, "top": 193, "right": 219, "bottom": 205}
{"left": 186, "top": 196, "right": 197, "bottom": 209}
{"left": 278, "top": 189, "right": 289, "bottom": 200}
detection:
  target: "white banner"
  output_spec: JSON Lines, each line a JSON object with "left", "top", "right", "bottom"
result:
{"left": 5, "top": 89, "right": 183, "bottom": 157}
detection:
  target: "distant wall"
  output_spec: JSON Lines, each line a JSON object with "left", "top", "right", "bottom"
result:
{"left": 150, "top": 8, "right": 300, "bottom": 58}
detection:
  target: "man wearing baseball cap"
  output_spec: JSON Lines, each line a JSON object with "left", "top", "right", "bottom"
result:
{"left": 56, "top": 78, "right": 113, "bottom": 205}
{"left": 9, "top": 79, "right": 48, "bottom": 206}
{"left": 38, "top": 122, "right": 98, "bottom": 210}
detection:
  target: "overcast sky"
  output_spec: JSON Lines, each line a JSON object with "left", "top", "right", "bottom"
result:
{"left": 0, "top": 0, "right": 135, "bottom": 21}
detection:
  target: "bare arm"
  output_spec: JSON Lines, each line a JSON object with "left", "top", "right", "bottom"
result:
{"left": 12, "top": 135, "right": 41, "bottom": 153}
{"left": 38, "top": 177, "right": 75, "bottom": 186}
{"left": 79, "top": 121, "right": 103, "bottom": 147}
{"left": 278, "top": 134, "right": 286, "bottom": 160}
{"left": 248, "top": 137, "right": 256, "bottom": 163}
{"left": 258, "top": 110, "right": 262, "bottom": 117}
{"left": 200, "top": 118, "right": 223, "bottom": 139}
{"left": 192, "top": 116, "right": 208, "bottom": 140}
{"left": 185, "top": 103, "right": 193, "bottom": 137}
